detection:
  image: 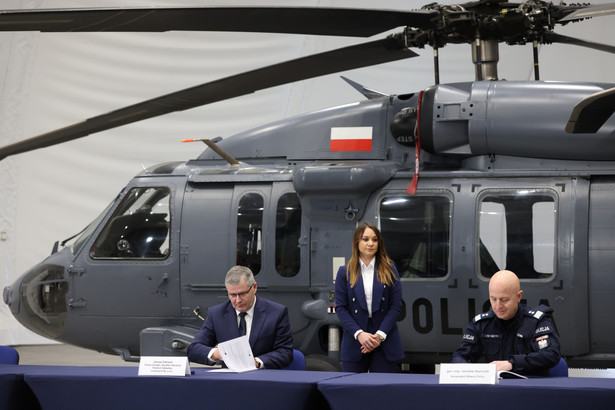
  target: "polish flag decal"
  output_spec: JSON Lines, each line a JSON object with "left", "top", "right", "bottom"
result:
{"left": 330, "top": 127, "right": 373, "bottom": 152}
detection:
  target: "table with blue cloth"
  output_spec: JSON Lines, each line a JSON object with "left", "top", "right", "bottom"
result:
{"left": 317, "top": 372, "right": 615, "bottom": 410}
{"left": 2, "top": 365, "right": 615, "bottom": 410}
{"left": 1, "top": 365, "right": 348, "bottom": 410}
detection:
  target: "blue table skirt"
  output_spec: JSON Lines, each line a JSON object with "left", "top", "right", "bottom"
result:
{"left": 3, "top": 365, "right": 615, "bottom": 410}
{"left": 20, "top": 365, "right": 349, "bottom": 410}
{"left": 317, "top": 372, "right": 615, "bottom": 410}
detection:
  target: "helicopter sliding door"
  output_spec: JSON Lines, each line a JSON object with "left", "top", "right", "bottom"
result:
{"left": 179, "top": 181, "right": 309, "bottom": 325}
{"left": 374, "top": 186, "right": 456, "bottom": 356}
{"left": 234, "top": 182, "right": 312, "bottom": 345}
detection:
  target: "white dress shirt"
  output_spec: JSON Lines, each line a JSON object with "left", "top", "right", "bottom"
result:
{"left": 209, "top": 297, "right": 264, "bottom": 368}
{"left": 353, "top": 260, "right": 388, "bottom": 342}
{"left": 361, "top": 258, "right": 375, "bottom": 318}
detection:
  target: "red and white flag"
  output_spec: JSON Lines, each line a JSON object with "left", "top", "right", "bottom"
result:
{"left": 329, "top": 127, "right": 373, "bottom": 152}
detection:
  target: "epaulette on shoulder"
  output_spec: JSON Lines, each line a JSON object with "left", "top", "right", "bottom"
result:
{"left": 473, "top": 311, "right": 494, "bottom": 323}
{"left": 526, "top": 304, "right": 553, "bottom": 320}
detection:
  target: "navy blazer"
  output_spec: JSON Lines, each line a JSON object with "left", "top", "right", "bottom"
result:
{"left": 335, "top": 264, "right": 404, "bottom": 363}
{"left": 187, "top": 297, "right": 293, "bottom": 369}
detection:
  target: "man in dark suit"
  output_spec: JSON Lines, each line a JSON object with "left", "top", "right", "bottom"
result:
{"left": 187, "top": 266, "right": 293, "bottom": 369}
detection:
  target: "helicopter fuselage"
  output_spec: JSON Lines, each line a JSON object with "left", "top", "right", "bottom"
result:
{"left": 4, "top": 80, "right": 615, "bottom": 368}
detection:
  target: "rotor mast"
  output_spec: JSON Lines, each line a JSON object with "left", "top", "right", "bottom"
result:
{"left": 472, "top": 38, "right": 499, "bottom": 81}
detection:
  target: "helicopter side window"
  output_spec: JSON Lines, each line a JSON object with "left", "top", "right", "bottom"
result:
{"left": 379, "top": 194, "right": 451, "bottom": 279}
{"left": 478, "top": 191, "right": 556, "bottom": 279}
{"left": 236, "top": 193, "right": 263, "bottom": 275}
{"left": 275, "top": 193, "right": 302, "bottom": 278}
{"left": 90, "top": 187, "right": 171, "bottom": 259}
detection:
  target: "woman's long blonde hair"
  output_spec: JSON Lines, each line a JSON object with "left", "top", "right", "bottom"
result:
{"left": 347, "top": 222, "right": 397, "bottom": 287}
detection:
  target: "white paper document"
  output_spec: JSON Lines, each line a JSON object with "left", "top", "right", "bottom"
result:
{"left": 213, "top": 335, "right": 257, "bottom": 373}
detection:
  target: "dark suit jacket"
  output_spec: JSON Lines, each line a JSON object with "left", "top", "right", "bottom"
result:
{"left": 335, "top": 264, "right": 404, "bottom": 363}
{"left": 187, "top": 297, "right": 293, "bottom": 369}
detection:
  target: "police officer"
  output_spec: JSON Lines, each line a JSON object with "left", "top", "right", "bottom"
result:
{"left": 451, "top": 270, "right": 561, "bottom": 376}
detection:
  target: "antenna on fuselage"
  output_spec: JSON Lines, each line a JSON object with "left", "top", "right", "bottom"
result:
{"left": 182, "top": 138, "right": 241, "bottom": 166}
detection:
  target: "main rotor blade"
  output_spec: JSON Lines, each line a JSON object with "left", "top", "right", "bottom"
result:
{"left": 559, "top": 2, "right": 615, "bottom": 22}
{"left": 0, "top": 7, "right": 437, "bottom": 37}
{"left": 0, "top": 37, "right": 417, "bottom": 160}
{"left": 542, "top": 32, "right": 615, "bottom": 54}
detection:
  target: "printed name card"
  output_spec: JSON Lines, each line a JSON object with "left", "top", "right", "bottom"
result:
{"left": 138, "top": 356, "right": 191, "bottom": 376}
{"left": 439, "top": 363, "right": 498, "bottom": 384}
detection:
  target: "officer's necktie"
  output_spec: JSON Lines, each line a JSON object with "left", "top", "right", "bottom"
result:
{"left": 238, "top": 312, "right": 247, "bottom": 336}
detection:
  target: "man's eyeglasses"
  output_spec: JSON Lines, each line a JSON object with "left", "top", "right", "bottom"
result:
{"left": 227, "top": 283, "right": 253, "bottom": 299}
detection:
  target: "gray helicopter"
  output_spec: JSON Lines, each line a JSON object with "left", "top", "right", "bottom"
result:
{"left": 2, "top": 1, "right": 615, "bottom": 371}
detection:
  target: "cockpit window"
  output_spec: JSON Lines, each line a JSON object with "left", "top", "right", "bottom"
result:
{"left": 379, "top": 194, "right": 452, "bottom": 279}
{"left": 90, "top": 187, "right": 171, "bottom": 259}
{"left": 72, "top": 199, "right": 115, "bottom": 256}
{"left": 478, "top": 190, "right": 556, "bottom": 279}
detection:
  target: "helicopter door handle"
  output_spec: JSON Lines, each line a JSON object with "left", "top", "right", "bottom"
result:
{"left": 157, "top": 273, "right": 168, "bottom": 291}
{"left": 68, "top": 298, "right": 87, "bottom": 309}
{"left": 68, "top": 266, "right": 85, "bottom": 276}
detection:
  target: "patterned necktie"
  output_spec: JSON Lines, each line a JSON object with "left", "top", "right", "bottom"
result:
{"left": 238, "top": 312, "right": 247, "bottom": 336}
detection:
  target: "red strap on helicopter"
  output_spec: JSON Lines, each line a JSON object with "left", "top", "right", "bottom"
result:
{"left": 407, "top": 90, "right": 424, "bottom": 195}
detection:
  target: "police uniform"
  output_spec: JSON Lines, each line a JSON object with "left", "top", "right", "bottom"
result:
{"left": 450, "top": 304, "right": 561, "bottom": 376}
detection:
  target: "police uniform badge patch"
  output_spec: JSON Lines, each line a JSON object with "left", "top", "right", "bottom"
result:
{"left": 536, "top": 335, "right": 550, "bottom": 350}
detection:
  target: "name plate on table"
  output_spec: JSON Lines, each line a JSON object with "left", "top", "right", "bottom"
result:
{"left": 138, "top": 356, "right": 191, "bottom": 376}
{"left": 439, "top": 363, "right": 498, "bottom": 385}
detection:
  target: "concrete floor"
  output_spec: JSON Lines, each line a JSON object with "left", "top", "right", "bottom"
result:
{"left": 9, "top": 344, "right": 615, "bottom": 377}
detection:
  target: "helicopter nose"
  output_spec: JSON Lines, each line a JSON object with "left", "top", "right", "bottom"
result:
{"left": 4, "top": 265, "right": 68, "bottom": 338}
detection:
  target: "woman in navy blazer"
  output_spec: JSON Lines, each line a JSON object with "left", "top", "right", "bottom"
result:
{"left": 335, "top": 222, "right": 404, "bottom": 372}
